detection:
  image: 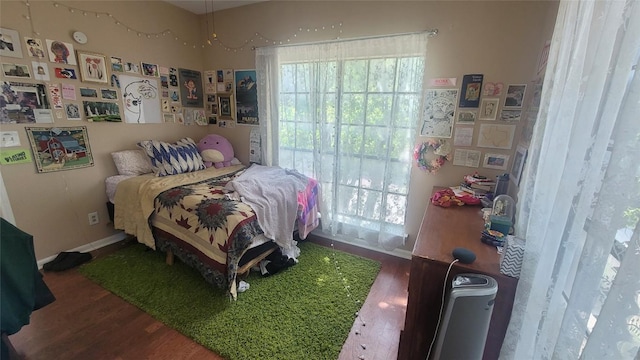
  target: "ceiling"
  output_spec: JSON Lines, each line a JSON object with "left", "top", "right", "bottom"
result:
{"left": 163, "top": 0, "right": 269, "bottom": 14}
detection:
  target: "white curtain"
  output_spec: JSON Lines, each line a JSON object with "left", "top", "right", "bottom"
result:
{"left": 501, "top": 0, "right": 640, "bottom": 358}
{"left": 256, "top": 34, "right": 428, "bottom": 250}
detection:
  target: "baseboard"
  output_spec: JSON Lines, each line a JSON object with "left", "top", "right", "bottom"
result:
{"left": 37, "top": 231, "right": 127, "bottom": 269}
{"left": 311, "top": 230, "right": 412, "bottom": 260}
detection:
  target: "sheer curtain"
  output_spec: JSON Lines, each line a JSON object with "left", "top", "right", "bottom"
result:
{"left": 256, "top": 34, "right": 428, "bottom": 251}
{"left": 501, "top": 0, "right": 640, "bottom": 358}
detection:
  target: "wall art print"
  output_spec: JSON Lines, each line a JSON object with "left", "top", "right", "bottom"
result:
{"left": 504, "top": 84, "right": 527, "bottom": 108}
{"left": 0, "top": 28, "right": 23, "bottom": 58}
{"left": 1, "top": 81, "right": 53, "bottom": 124}
{"left": 420, "top": 88, "right": 458, "bottom": 138}
{"left": 119, "top": 74, "right": 161, "bottom": 123}
{"left": 77, "top": 51, "right": 108, "bottom": 84}
{"left": 179, "top": 68, "right": 203, "bottom": 108}
{"left": 24, "top": 37, "right": 46, "bottom": 58}
{"left": 234, "top": 69, "right": 259, "bottom": 125}
{"left": 82, "top": 101, "right": 121, "bottom": 122}
{"left": 45, "top": 39, "right": 76, "bottom": 65}
{"left": 25, "top": 126, "right": 94, "bottom": 173}
{"left": 459, "top": 74, "right": 483, "bottom": 108}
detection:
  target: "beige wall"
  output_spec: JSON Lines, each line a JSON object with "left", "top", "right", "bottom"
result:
{"left": 0, "top": 0, "right": 558, "bottom": 260}
{"left": 0, "top": 0, "right": 208, "bottom": 259}
{"left": 205, "top": 1, "right": 559, "bottom": 251}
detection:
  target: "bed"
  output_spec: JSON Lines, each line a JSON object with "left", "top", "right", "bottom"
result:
{"left": 107, "top": 139, "right": 320, "bottom": 298}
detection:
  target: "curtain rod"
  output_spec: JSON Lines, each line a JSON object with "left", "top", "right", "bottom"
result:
{"left": 254, "top": 29, "right": 438, "bottom": 50}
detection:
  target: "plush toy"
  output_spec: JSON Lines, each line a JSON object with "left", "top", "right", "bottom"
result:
{"left": 197, "top": 134, "right": 234, "bottom": 168}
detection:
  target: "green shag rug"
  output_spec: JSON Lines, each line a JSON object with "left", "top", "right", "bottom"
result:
{"left": 79, "top": 241, "right": 380, "bottom": 360}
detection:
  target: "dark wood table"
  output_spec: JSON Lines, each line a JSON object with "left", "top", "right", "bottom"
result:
{"left": 397, "top": 188, "right": 518, "bottom": 360}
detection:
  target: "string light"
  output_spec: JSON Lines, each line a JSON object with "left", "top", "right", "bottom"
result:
{"left": 41, "top": 2, "right": 437, "bottom": 52}
{"left": 43, "top": 2, "right": 345, "bottom": 51}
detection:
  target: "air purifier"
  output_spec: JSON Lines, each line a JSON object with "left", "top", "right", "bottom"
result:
{"left": 430, "top": 273, "right": 498, "bottom": 360}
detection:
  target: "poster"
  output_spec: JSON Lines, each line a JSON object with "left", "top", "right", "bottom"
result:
{"left": 235, "top": 69, "right": 258, "bottom": 125}
{"left": 420, "top": 88, "right": 458, "bottom": 138}
{"left": 459, "top": 74, "right": 483, "bottom": 108}
{"left": 119, "top": 74, "right": 160, "bottom": 123}
{"left": 178, "top": 68, "right": 204, "bottom": 108}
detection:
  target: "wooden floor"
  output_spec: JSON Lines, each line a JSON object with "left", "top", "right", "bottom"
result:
{"left": 9, "top": 236, "right": 411, "bottom": 360}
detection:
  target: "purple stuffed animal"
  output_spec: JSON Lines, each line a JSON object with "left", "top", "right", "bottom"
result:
{"left": 197, "top": 134, "right": 234, "bottom": 168}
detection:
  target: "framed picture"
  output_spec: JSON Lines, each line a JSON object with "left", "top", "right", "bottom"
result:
{"left": 82, "top": 101, "right": 121, "bottom": 122}
{"left": 77, "top": 51, "right": 108, "bottom": 83}
{"left": 80, "top": 88, "right": 98, "bottom": 98}
{"left": 479, "top": 98, "right": 499, "bottom": 121}
{"left": 179, "top": 68, "right": 204, "bottom": 108}
{"left": 500, "top": 109, "right": 522, "bottom": 122}
{"left": 504, "top": 84, "right": 527, "bottom": 108}
{"left": 141, "top": 62, "right": 159, "bottom": 77}
{"left": 510, "top": 145, "right": 528, "bottom": 185}
{"left": 456, "top": 110, "right": 477, "bottom": 124}
{"left": 162, "top": 113, "right": 175, "bottom": 123}
{"left": 46, "top": 39, "right": 76, "bottom": 65}
{"left": 0, "top": 28, "right": 23, "bottom": 58}
{"left": 482, "top": 153, "right": 510, "bottom": 170}
{"left": 2, "top": 63, "right": 31, "bottom": 78}
{"left": 218, "top": 94, "right": 234, "bottom": 120}
{"left": 125, "top": 62, "right": 139, "bottom": 73}
{"left": 111, "top": 56, "right": 123, "bottom": 72}
{"left": 25, "top": 126, "right": 94, "bottom": 173}
{"left": 100, "top": 89, "right": 118, "bottom": 100}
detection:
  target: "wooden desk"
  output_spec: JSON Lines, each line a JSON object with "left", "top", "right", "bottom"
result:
{"left": 397, "top": 189, "right": 518, "bottom": 360}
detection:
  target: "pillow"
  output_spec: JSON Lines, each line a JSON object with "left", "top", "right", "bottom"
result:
{"left": 137, "top": 137, "right": 206, "bottom": 176}
{"left": 111, "top": 149, "right": 154, "bottom": 176}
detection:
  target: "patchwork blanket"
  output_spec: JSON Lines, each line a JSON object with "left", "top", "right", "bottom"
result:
{"left": 114, "top": 165, "right": 259, "bottom": 295}
{"left": 114, "top": 164, "right": 320, "bottom": 296}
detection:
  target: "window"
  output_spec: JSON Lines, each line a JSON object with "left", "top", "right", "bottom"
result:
{"left": 257, "top": 33, "right": 429, "bottom": 250}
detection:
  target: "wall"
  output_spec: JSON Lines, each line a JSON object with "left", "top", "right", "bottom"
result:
{"left": 0, "top": 0, "right": 209, "bottom": 259}
{"left": 204, "top": 1, "right": 559, "bottom": 251}
{"left": 0, "top": 0, "right": 559, "bottom": 260}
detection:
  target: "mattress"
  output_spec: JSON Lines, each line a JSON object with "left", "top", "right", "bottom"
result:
{"left": 105, "top": 175, "right": 135, "bottom": 203}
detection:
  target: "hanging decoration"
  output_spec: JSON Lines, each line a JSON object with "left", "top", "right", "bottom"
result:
{"left": 414, "top": 139, "right": 451, "bottom": 174}
{"left": 38, "top": 2, "right": 344, "bottom": 52}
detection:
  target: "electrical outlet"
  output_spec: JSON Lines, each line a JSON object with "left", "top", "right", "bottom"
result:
{"left": 88, "top": 211, "right": 99, "bottom": 225}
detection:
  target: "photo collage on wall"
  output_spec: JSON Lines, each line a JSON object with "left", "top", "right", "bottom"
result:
{"left": 0, "top": 25, "right": 220, "bottom": 128}
{"left": 420, "top": 58, "right": 540, "bottom": 177}
{"left": 202, "top": 68, "right": 260, "bottom": 128}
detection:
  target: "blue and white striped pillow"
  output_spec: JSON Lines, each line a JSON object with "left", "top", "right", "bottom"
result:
{"left": 138, "top": 137, "right": 205, "bottom": 176}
